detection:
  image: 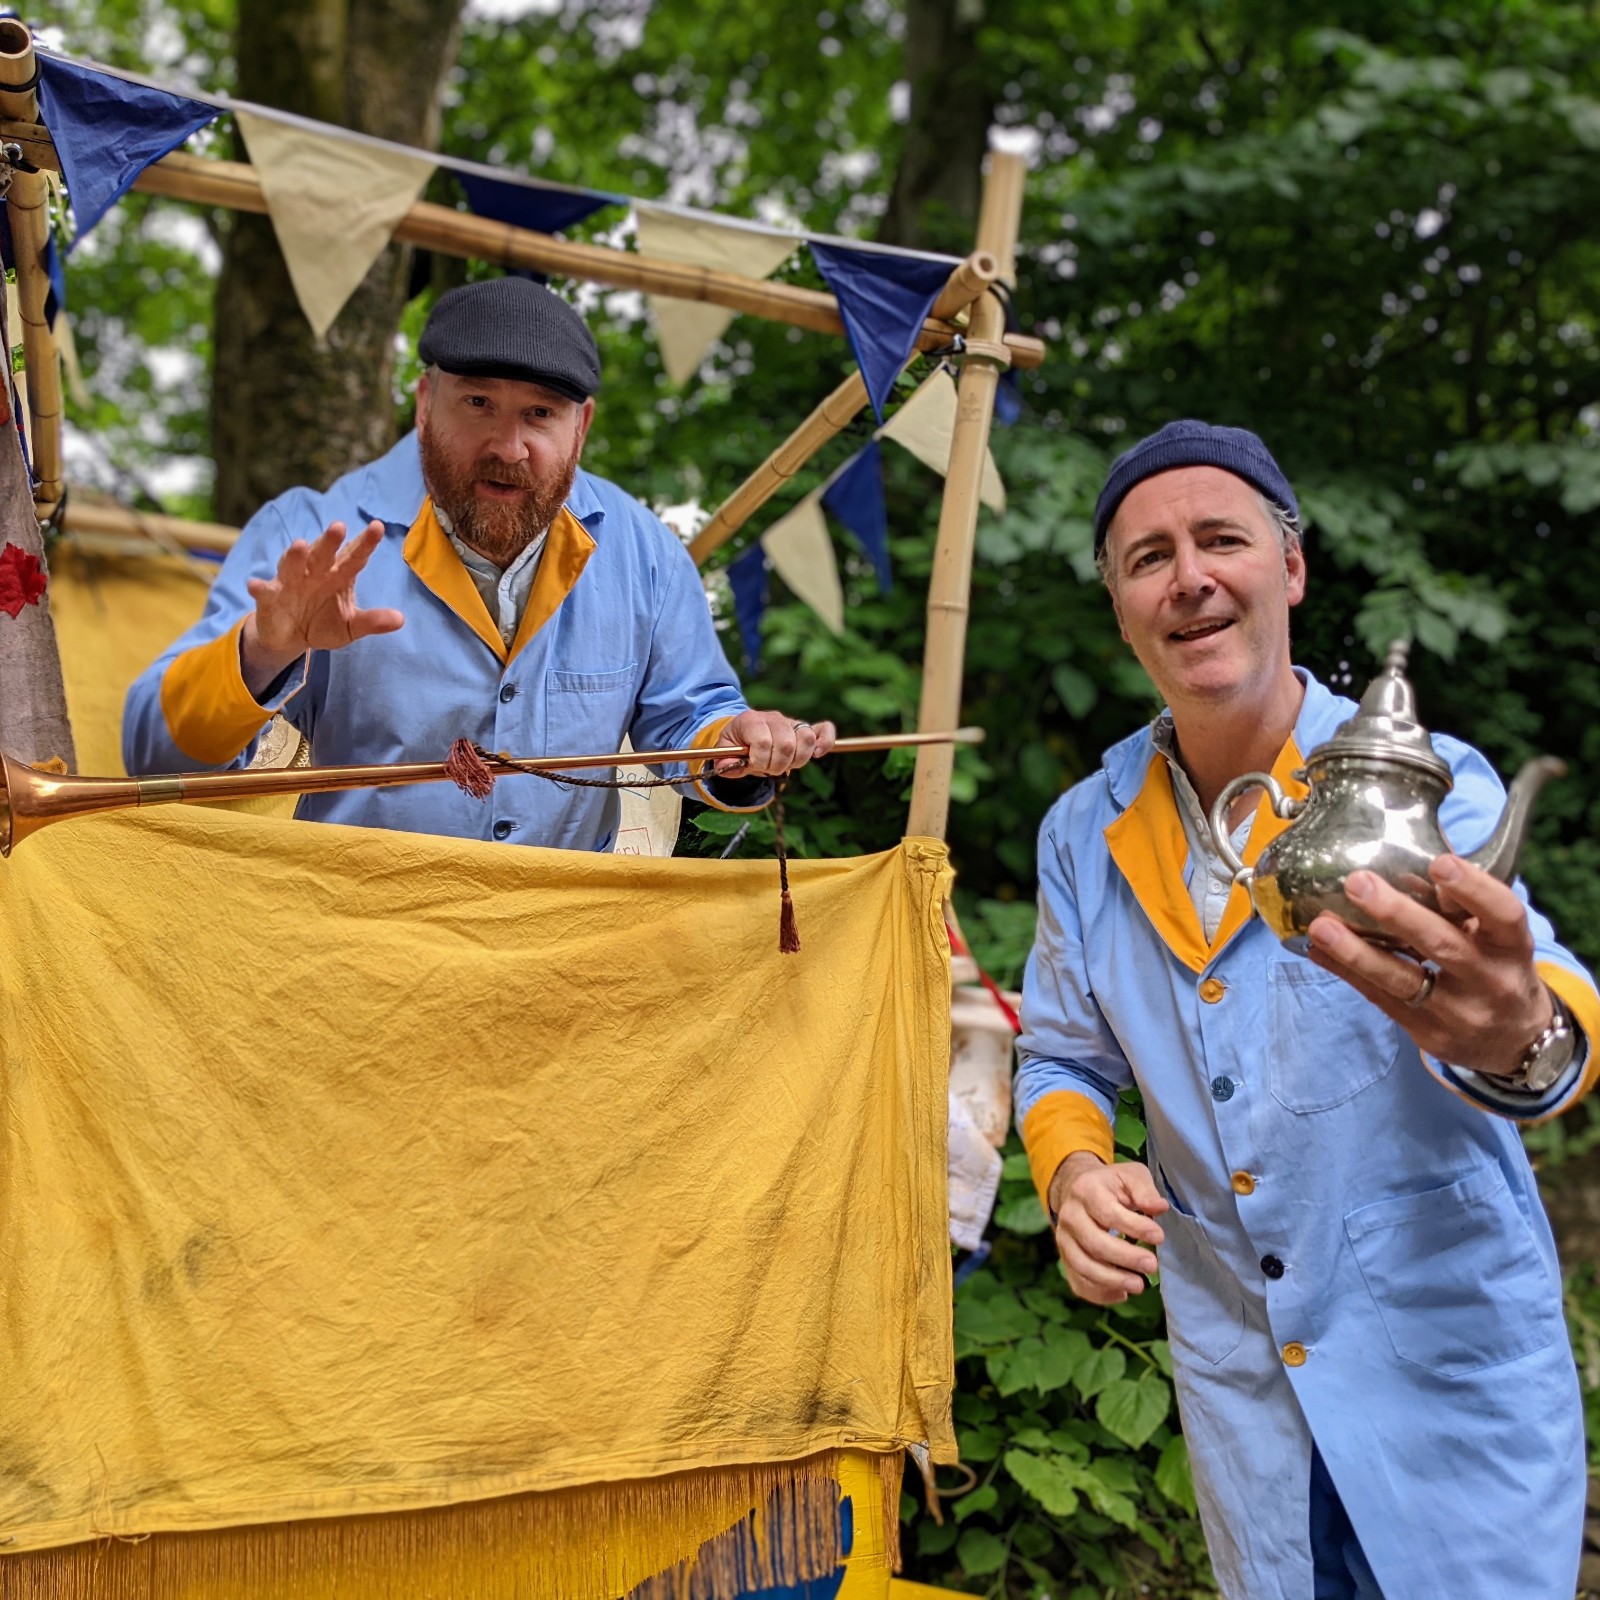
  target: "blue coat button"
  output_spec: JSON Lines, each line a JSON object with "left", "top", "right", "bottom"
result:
{"left": 1210, "top": 1075, "right": 1235, "bottom": 1102}
{"left": 493, "top": 820, "right": 514, "bottom": 840}
{"left": 1261, "top": 1255, "right": 1286, "bottom": 1280}
{"left": 499, "top": 683, "right": 517, "bottom": 703}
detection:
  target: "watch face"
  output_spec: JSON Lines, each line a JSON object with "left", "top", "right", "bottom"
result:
{"left": 1525, "top": 1019, "right": 1575, "bottom": 1093}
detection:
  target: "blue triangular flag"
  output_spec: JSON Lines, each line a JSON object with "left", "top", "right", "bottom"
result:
{"left": 44, "top": 237, "right": 66, "bottom": 325}
{"left": 39, "top": 54, "right": 219, "bottom": 248}
{"left": 821, "top": 441, "right": 891, "bottom": 594}
{"left": 11, "top": 375, "right": 28, "bottom": 469}
{"left": 0, "top": 211, "right": 66, "bottom": 325}
{"left": 995, "top": 368, "right": 1023, "bottom": 426}
{"left": 810, "top": 242, "right": 951, "bottom": 421}
{"left": 727, "top": 543, "right": 769, "bottom": 672}
{"left": 459, "top": 172, "right": 616, "bottom": 237}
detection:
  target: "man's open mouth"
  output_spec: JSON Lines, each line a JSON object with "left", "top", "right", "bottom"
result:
{"left": 1169, "top": 619, "right": 1234, "bottom": 643}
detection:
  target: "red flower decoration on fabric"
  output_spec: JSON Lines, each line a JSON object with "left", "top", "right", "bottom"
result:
{"left": 0, "top": 542, "right": 47, "bottom": 619}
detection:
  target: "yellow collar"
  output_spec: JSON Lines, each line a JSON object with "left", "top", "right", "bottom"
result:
{"left": 1103, "top": 735, "right": 1309, "bottom": 972}
{"left": 402, "top": 498, "right": 596, "bottom": 669}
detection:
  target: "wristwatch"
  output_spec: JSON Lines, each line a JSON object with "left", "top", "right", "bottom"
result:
{"left": 1486, "top": 989, "right": 1576, "bottom": 1094}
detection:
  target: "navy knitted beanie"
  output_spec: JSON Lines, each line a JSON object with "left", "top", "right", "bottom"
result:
{"left": 419, "top": 277, "right": 601, "bottom": 403}
{"left": 1093, "top": 420, "right": 1298, "bottom": 553}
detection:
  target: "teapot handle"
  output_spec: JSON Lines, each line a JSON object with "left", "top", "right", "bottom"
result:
{"left": 1208, "top": 772, "right": 1300, "bottom": 886}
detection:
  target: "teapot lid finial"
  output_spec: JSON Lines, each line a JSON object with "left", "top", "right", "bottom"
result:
{"left": 1318, "top": 638, "right": 1452, "bottom": 780}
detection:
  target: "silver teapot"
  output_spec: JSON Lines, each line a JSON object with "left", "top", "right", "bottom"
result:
{"left": 1206, "top": 642, "right": 1565, "bottom": 953}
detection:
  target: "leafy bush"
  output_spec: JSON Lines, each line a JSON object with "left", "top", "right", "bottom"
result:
{"left": 903, "top": 1110, "right": 1216, "bottom": 1598}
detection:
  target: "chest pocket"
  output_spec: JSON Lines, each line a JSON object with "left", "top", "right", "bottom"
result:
{"left": 542, "top": 665, "right": 638, "bottom": 756}
{"left": 1267, "top": 961, "right": 1405, "bottom": 1114}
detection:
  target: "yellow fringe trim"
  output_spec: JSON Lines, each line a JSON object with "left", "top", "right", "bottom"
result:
{"left": 0, "top": 1454, "right": 857, "bottom": 1600}
{"left": 625, "top": 1459, "right": 843, "bottom": 1599}
{"left": 877, "top": 1449, "right": 904, "bottom": 1573}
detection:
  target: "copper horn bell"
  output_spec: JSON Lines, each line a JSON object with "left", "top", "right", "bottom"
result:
{"left": 0, "top": 748, "right": 456, "bottom": 856}
{"left": 0, "top": 728, "right": 987, "bottom": 857}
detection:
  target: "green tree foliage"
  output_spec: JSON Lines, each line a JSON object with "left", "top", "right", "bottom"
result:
{"left": 41, "top": 0, "right": 1600, "bottom": 1592}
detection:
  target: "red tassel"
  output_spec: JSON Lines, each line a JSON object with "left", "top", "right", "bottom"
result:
{"left": 444, "top": 739, "right": 496, "bottom": 800}
{"left": 779, "top": 889, "right": 801, "bottom": 954}
{"left": 772, "top": 778, "right": 801, "bottom": 954}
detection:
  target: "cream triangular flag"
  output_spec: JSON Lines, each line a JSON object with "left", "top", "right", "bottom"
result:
{"left": 636, "top": 205, "right": 797, "bottom": 386}
{"left": 236, "top": 110, "right": 436, "bottom": 341}
{"left": 5, "top": 279, "right": 29, "bottom": 435}
{"left": 762, "top": 492, "right": 843, "bottom": 633}
{"left": 52, "top": 307, "right": 91, "bottom": 412}
{"left": 880, "top": 367, "right": 1006, "bottom": 513}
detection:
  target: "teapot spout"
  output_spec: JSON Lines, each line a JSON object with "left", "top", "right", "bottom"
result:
{"left": 1463, "top": 756, "right": 1567, "bottom": 883}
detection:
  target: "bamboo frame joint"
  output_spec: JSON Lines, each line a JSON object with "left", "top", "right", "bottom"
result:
{"left": 958, "top": 339, "right": 1012, "bottom": 369}
{"left": 0, "top": 143, "right": 27, "bottom": 194}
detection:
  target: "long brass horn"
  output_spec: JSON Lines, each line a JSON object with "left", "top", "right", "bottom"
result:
{"left": 0, "top": 727, "right": 985, "bottom": 856}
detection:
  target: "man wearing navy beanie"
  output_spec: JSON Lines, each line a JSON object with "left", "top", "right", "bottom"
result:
{"left": 127, "top": 277, "right": 835, "bottom": 845}
{"left": 1015, "top": 420, "right": 1596, "bottom": 1597}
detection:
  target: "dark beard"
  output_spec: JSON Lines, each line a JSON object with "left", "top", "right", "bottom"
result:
{"left": 420, "top": 428, "right": 582, "bottom": 567}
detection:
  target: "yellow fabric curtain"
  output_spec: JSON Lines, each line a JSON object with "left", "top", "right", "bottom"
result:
{"left": 47, "top": 545, "right": 217, "bottom": 776}
{"left": 0, "top": 807, "right": 954, "bottom": 1592}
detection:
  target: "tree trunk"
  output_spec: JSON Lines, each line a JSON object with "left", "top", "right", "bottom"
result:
{"left": 877, "top": 0, "right": 995, "bottom": 252}
{"left": 0, "top": 289, "right": 77, "bottom": 771}
{"left": 210, "top": 0, "right": 465, "bottom": 524}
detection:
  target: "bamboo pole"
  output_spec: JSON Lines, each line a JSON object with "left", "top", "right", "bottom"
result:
{"left": 0, "top": 118, "right": 50, "bottom": 169}
{"left": 0, "top": 23, "right": 65, "bottom": 515}
{"left": 930, "top": 251, "right": 997, "bottom": 323}
{"left": 62, "top": 497, "right": 242, "bottom": 552}
{"left": 117, "top": 151, "right": 1044, "bottom": 370}
{"left": 689, "top": 370, "right": 868, "bottom": 565}
{"left": 906, "top": 151, "right": 1027, "bottom": 841}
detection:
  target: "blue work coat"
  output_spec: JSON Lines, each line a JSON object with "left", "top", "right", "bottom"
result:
{"left": 123, "top": 434, "right": 755, "bottom": 850}
{"left": 1016, "top": 671, "right": 1596, "bottom": 1600}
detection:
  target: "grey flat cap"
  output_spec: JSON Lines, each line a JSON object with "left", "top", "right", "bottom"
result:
{"left": 418, "top": 277, "right": 601, "bottom": 402}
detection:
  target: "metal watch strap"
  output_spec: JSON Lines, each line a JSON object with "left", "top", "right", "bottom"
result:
{"left": 1491, "top": 989, "right": 1575, "bottom": 1094}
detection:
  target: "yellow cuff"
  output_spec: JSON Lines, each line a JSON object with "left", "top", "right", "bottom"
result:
{"left": 689, "top": 716, "right": 771, "bottom": 813}
{"left": 1528, "top": 961, "right": 1600, "bottom": 1121}
{"left": 158, "top": 619, "right": 281, "bottom": 766}
{"left": 1022, "top": 1091, "right": 1116, "bottom": 1210}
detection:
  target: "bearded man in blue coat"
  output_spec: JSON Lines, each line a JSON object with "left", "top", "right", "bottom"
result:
{"left": 1015, "top": 420, "right": 1598, "bottom": 1599}
{"left": 124, "top": 277, "right": 832, "bottom": 847}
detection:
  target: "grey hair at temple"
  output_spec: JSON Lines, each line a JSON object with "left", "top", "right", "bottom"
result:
{"left": 1094, "top": 492, "right": 1303, "bottom": 590}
